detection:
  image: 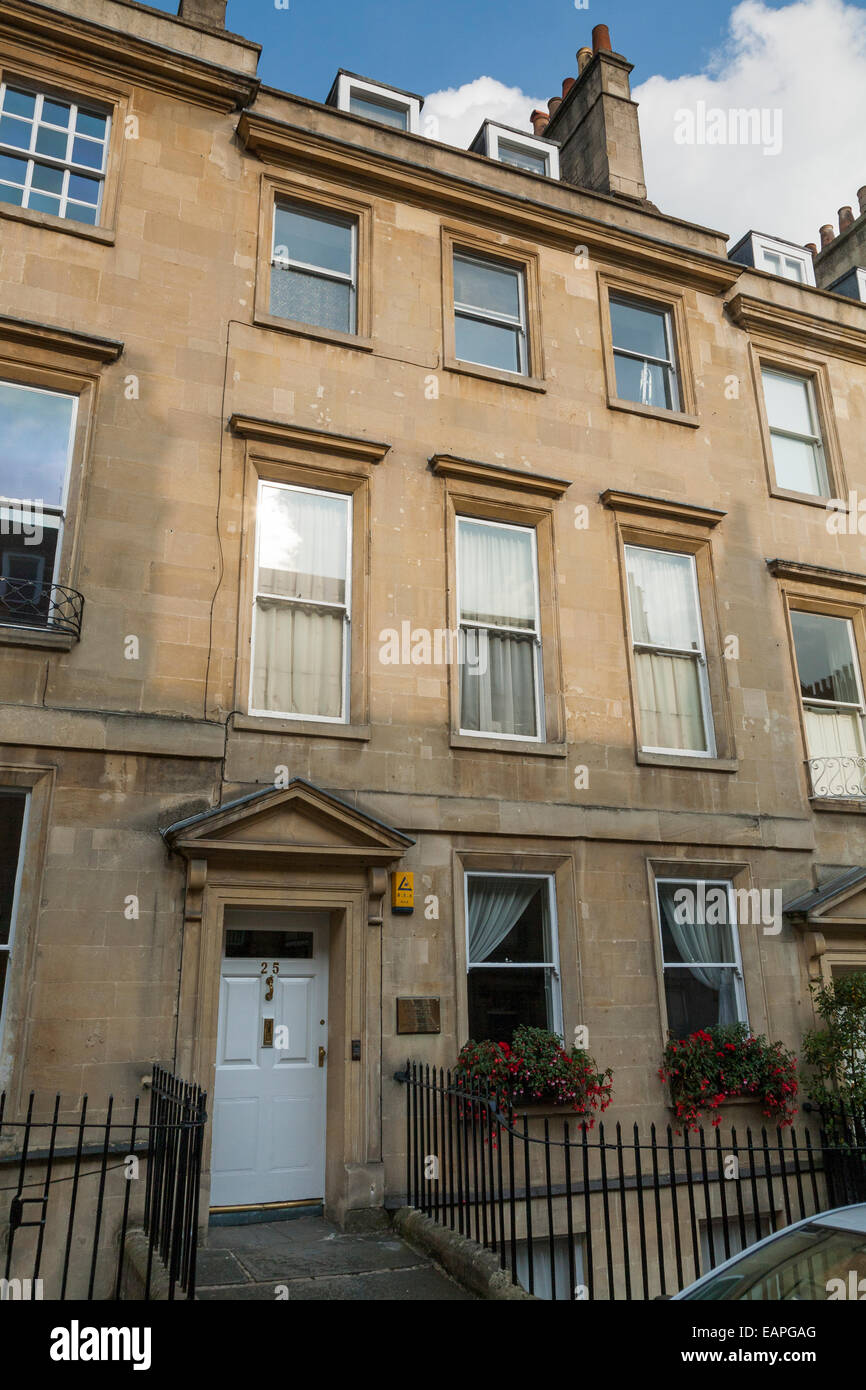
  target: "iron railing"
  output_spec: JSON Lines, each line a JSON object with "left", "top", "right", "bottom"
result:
{"left": 806, "top": 755, "right": 866, "bottom": 800}
{"left": 396, "top": 1063, "right": 866, "bottom": 1301}
{"left": 0, "top": 575, "right": 84, "bottom": 639}
{"left": 0, "top": 1064, "right": 206, "bottom": 1300}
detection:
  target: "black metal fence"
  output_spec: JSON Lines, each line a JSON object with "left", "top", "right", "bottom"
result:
{"left": 0, "top": 1064, "right": 206, "bottom": 1301}
{"left": 0, "top": 576, "right": 84, "bottom": 639}
{"left": 397, "top": 1063, "right": 866, "bottom": 1301}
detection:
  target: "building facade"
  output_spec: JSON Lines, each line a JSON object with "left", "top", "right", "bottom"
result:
{"left": 1, "top": 0, "right": 866, "bottom": 1250}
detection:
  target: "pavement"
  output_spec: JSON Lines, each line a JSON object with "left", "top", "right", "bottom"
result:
{"left": 195, "top": 1214, "right": 476, "bottom": 1300}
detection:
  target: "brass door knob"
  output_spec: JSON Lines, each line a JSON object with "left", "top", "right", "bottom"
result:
{"left": 318, "top": 1045, "right": 327, "bottom": 1068}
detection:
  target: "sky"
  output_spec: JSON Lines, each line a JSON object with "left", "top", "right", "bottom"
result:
{"left": 160, "top": 0, "right": 866, "bottom": 246}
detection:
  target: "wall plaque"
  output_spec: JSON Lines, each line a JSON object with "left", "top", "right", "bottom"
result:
{"left": 396, "top": 997, "right": 441, "bottom": 1034}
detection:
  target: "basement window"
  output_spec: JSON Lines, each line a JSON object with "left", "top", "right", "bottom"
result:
{"left": 0, "top": 82, "right": 109, "bottom": 225}
{"left": 328, "top": 72, "right": 421, "bottom": 134}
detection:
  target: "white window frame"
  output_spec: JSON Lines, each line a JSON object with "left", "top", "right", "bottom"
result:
{"left": 609, "top": 295, "right": 681, "bottom": 412}
{"left": 464, "top": 871, "right": 563, "bottom": 1037}
{"left": 456, "top": 514, "right": 544, "bottom": 742}
{"left": 761, "top": 368, "right": 829, "bottom": 497}
{"left": 655, "top": 877, "right": 749, "bottom": 1033}
{"left": 249, "top": 480, "right": 352, "bottom": 724}
{"left": 0, "top": 788, "right": 29, "bottom": 1047}
{"left": 334, "top": 74, "right": 420, "bottom": 133}
{"left": 453, "top": 251, "right": 529, "bottom": 376}
{"left": 0, "top": 81, "right": 110, "bottom": 225}
{"left": 270, "top": 200, "right": 358, "bottom": 334}
{"left": 791, "top": 610, "right": 866, "bottom": 761}
{"left": 482, "top": 124, "right": 560, "bottom": 179}
{"left": 751, "top": 234, "right": 816, "bottom": 287}
{"left": 624, "top": 544, "right": 716, "bottom": 758}
{"left": 0, "top": 379, "right": 78, "bottom": 599}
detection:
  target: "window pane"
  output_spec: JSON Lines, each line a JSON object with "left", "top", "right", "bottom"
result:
{"left": 34, "top": 125, "right": 67, "bottom": 159}
{"left": 269, "top": 266, "right": 354, "bottom": 332}
{"left": 348, "top": 93, "right": 408, "bottom": 129}
{"left": 498, "top": 142, "right": 548, "bottom": 174}
{"left": 0, "top": 153, "right": 26, "bottom": 184}
{"left": 68, "top": 173, "right": 99, "bottom": 204}
{"left": 468, "top": 967, "right": 554, "bottom": 1043}
{"left": 455, "top": 314, "right": 521, "bottom": 372}
{"left": 634, "top": 651, "right": 707, "bottom": 751}
{"left": 610, "top": 298, "right": 669, "bottom": 360}
{"left": 252, "top": 601, "right": 344, "bottom": 719}
{"left": 66, "top": 203, "right": 98, "bottom": 226}
{"left": 27, "top": 191, "right": 61, "bottom": 216}
{"left": 0, "top": 182, "right": 23, "bottom": 206}
{"left": 0, "top": 522, "right": 60, "bottom": 623}
{"left": 0, "top": 114, "right": 32, "bottom": 150}
{"left": 75, "top": 110, "right": 107, "bottom": 140}
{"left": 454, "top": 255, "right": 521, "bottom": 318}
{"left": 273, "top": 205, "right": 353, "bottom": 276}
{"left": 70, "top": 136, "right": 104, "bottom": 170}
{"left": 42, "top": 99, "right": 70, "bottom": 127}
{"left": 460, "top": 629, "right": 537, "bottom": 737}
{"left": 30, "top": 162, "right": 64, "bottom": 194}
{"left": 625, "top": 547, "right": 700, "bottom": 650}
{"left": 0, "top": 381, "right": 76, "bottom": 506}
{"left": 791, "top": 611, "right": 860, "bottom": 705}
{"left": 258, "top": 486, "right": 349, "bottom": 604}
{"left": 663, "top": 967, "right": 740, "bottom": 1037}
{"left": 2, "top": 90, "right": 36, "bottom": 120}
{"left": 769, "top": 431, "right": 824, "bottom": 494}
{"left": 613, "top": 352, "right": 675, "bottom": 409}
{"left": 0, "top": 790, "right": 26, "bottom": 946}
{"left": 762, "top": 370, "right": 814, "bottom": 436}
{"left": 458, "top": 519, "right": 535, "bottom": 628}
{"left": 657, "top": 883, "right": 737, "bottom": 963}
{"left": 467, "top": 877, "right": 550, "bottom": 964}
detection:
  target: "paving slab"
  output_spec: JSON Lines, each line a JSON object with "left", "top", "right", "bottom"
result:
{"left": 196, "top": 1215, "right": 475, "bottom": 1301}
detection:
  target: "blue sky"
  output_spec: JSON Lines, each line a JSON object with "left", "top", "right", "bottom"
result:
{"left": 156, "top": 0, "right": 866, "bottom": 244}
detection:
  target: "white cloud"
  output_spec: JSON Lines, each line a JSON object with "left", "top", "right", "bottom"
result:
{"left": 422, "top": 76, "right": 545, "bottom": 150}
{"left": 633, "top": 0, "right": 866, "bottom": 246}
{"left": 425, "top": 0, "right": 866, "bottom": 249}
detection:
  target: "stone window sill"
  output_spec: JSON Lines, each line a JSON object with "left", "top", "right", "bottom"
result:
{"left": 252, "top": 309, "right": 373, "bottom": 353}
{"left": 0, "top": 624, "right": 76, "bottom": 651}
{"left": 232, "top": 713, "right": 371, "bottom": 741}
{"left": 637, "top": 750, "right": 738, "bottom": 773}
{"left": 607, "top": 396, "right": 700, "bottom": 428}
{"left": 809, "top": 795, "right": 866, "bottom": 814}
{"left": 0, "top": 203, "right": 115, "bottom": 244}
{"left": 444, "top": 357, "right": 546, "bottom": 393}
{"left": 451, "top": 732, "right": 566, "bottom": 757}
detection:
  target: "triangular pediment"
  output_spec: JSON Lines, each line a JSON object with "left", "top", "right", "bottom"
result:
{"left": 786, "top": 868, "right": 866, "bottom": 930}
{"left": 162, "top": 779, "right": 413, "bottom": 864}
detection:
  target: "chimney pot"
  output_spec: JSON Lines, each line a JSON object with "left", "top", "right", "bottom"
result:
{"left": 592, "top": 24, "right": 612, "bottom": 53}
{"left": 858, "top": 186, "right": 866, "bottom": 216}
{"left": 547, "top": 96, "right": 562, "bottom": 118}
{"left": 562, "top": 77, "right": 576, "bottom": 98}
{"left": 839, "top": 206, "right": 854, "bottom": 234}
{"left": 819, "top": 224, "right": 835, "bottom": 248}
{"left": 530, "top": 109, "right": 549, "bottom": 137}
{"left": 805, "top": 243, "right": 818, "bottom": 257}
{"left": 576, "top": 47, "right": 593, "bottom": 75}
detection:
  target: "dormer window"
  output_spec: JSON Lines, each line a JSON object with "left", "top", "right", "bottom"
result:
{"left": 469, "top": 121, "right": 560, "bottom": 180}
{"left": 728, "top": 232, "right": 815, "bottom": 286}
{"left": 327, "top": 72, "right": 421, "bottom": 134}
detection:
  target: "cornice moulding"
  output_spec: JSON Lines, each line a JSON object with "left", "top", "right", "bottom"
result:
{"left": 0, "top": 313, "right": 123, "bottom": 363}
{"left": 0, "top": 0, "right": 259, "bottom": 112}
{"left": 600, "top": 489, "right": 726, "bottom": 528}
{"left": 727, "top": 292, "right": 866, "bottom": 365}
{"left": 230, "top": 413, "right": 390, "bottom": 463}
{"left": 767, "top": 558, "right": 866, "bottom": 593}
{"left": 237, "top": 111, "right": 741, "bottom": 295}
{"left": 430, "top": 453, "right": 571, "bottom": 498}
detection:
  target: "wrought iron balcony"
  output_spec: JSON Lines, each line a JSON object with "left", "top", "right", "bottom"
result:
{"left": 806, "top": 755, "right": 866, "bottom": 801}
{"left": 0, "top": 576, "right": 84, "bottom": 640}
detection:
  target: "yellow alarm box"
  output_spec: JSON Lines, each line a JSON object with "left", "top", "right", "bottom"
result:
{"left": 391, "top": 870, "right": 414, "bottom": 915}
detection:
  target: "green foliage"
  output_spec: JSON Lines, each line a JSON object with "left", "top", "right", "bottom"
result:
{"left": 455, "top": 1025, "right": 613, "bottom": 1121}
{"left": 660, "top": 1022, "right": 798, "bottom": 1130}
{"left": 802, "top": 971, "right": 866, "bottom": 1107}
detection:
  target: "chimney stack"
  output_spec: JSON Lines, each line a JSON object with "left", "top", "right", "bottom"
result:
{"left": 819, "top": 223, "right": 835, "bottom": 248}
{"left": 544, "top": 25, "right": 647, "bottom": 202}
{"left": 177, "top": 0, "right": 227, "bottom": 28}
{"left": 839, "top": 206, "right": 855, "bottom": 234}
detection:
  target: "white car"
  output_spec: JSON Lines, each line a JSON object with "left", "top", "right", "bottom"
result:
{"left": 672, "top": 1204, "right": 866, "bottom": 1300}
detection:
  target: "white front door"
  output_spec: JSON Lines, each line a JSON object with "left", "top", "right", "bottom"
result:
{"left": 211, "top": 909, "right": 329, "bottom": 1208}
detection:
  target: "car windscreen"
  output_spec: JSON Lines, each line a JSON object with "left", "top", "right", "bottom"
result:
{"left": 682, "top": 1222, "right": 866, "bottom": 1300}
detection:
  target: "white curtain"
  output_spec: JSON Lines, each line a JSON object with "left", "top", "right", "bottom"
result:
{"left": 458, "top": 520, "right": 538, "bottom": 736}
{"left": 658, "top": 887, "right": 738, "bottom": 1026}
{"left": 627, "top": 547, "right": 707, "bottom": 751}
{"left": 258, "top": 486, "right": 348, "bottom": 603}
{"left": 804, "top": 707, "right": 866, "bottom": 795}
{"left": 634, "top": 652, "right": 705, "bottom": 751}
{"left": 468, "top": 877, "right": 541, "bottom": 963}
{"left": 252, "top": 604, "right": 344, "bottom": 718}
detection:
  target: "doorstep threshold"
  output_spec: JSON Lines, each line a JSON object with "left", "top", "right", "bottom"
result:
{"left": 209, "top": 1198, "right": 323, "bottom": 1226}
